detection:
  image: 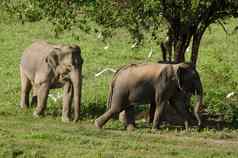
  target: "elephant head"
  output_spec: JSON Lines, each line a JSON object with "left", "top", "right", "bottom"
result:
{"left": 175, "top": 63, "right": 203, "bottom": 127}
{"left": 45, "top": 45, "right": 83, "bottom": 121}
{"left": 46, "top": 46, "right": 83, "bottom": 78}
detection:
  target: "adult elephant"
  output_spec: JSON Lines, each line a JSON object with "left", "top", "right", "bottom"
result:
{"left": 95, "top": 63, "right": 203, "bottom": 130}
{"left": 20, "top": 41, "right": 83, "bottom": 122}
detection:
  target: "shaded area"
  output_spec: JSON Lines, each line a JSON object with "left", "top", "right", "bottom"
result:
{"left": 43, "top": 102, "right": 107, "bottom": 119}
{"left": 42, "top": 102, "right": 236, "bottom": 130}
{"left": 137, "top": 105, "right": 236, "bottom": 130}
{"left": 161, "top": 112, "right": 233, "bottom": 131}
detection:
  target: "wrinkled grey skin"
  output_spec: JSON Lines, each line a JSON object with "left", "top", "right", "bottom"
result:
{"left": 95, "top": 63, "right": 203, "bottom": 130}
{"left": 20, "top": 41, "right": 83, "bottom": 122}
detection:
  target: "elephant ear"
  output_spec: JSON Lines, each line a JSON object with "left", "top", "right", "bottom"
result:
{"left": 176, "top": 64, "right": 198, "bottom": 93}
{"left": 176, "top": 66, "right": 187, "bottom": 91}
{"left": 45, "top": 48, "right": 60, "bottom": 75}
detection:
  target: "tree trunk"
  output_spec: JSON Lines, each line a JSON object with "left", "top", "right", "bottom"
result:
{"left": 191, "top": 28, "right": 206, "bottom": 66}
{"left": 174, "top": 40, "right": 188, "bottom": 62}
{"left": 161, "top": 32, "right": 192, "bottom": 63}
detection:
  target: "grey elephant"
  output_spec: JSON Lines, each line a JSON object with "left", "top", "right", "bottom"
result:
{"left": 20, "top": 41, "right": 83, "bottom": 122}
{"left": 119, "top": 88, "right": 195, "bottom": 129}
{"left": 95, "top": 63, "right": 203, "bottom": 130}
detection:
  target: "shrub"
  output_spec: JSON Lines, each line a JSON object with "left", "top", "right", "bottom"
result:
{"left": 2, "top": 0, "right": 43, "bottom": 23}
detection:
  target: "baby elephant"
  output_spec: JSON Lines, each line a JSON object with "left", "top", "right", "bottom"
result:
{"left": 95, "top": 63, "right": 203, "bottom": 130}
{"left": 20, "top": 41, "right": 83, "bottom": 122}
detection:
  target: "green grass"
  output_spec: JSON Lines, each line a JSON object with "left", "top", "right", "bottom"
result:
{"left": 0, "top": 18, "right": 238, "bottom": 157}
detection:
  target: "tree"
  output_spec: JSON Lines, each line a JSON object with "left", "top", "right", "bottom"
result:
{"left": 1, "top": 0, "right": 94, "bottom": 37}
{"left": 95, "top": 0, "right": 238, "bottom": 66}
{"left": 2, "top": 0, "right": 237, "bottom": 62}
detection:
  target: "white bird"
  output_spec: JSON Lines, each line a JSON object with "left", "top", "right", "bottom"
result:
{"left": 97, "top": 32, "right": 102, "bottom": 39}
{"left": 148, "top": 48, "right": 153, "bottom": 58}
{"left": 104, "top": 44, "right": 109, "bottom": 50}
{"left": 131, "top": 42, "right": 138, "bottom": 48}
{"left": 226, "top": 92, "right": 235, "bottom": 99}
{"left": 95, "top": 68, "right": 116, "bottom": 77}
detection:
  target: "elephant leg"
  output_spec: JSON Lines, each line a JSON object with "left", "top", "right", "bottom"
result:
{"left": 95, "top": 97, "right": 124, "bottom": 129}
{"left": 62, "top": 82, "right": 73, "bottom": 123}
{"left": 125, "top": 106, "right": 136, "bottom": 131}
{"left": 119, "top": 107, "right": 135, "bottom": 127}
{"left": 149, "top": 100, "right": 156, "bottom": 124}
{"left": 31, "top": 87, "right": 38, "bottom": 107}
{"left": 95, "top": 108, "right": 121, "bottom": 129}
{"left": 172, "top": 101, "right": 191, "bottom": 130}
{"left": 95, "top": 91, "right": 126, "bottom": 129}
{"left": 33, "top": 83, "right": 49, "bottom": 117}
{"left": 20, "top": 69, "right": 32, "bottom": 108}
{"left": 119, "top": 111, "right": 127, "bottom": 127}
{"left": 152, "top": 101, "right": 166, "bottom": 130}
{"left": 194, "top": 104, "right": 202, "bottom": 130}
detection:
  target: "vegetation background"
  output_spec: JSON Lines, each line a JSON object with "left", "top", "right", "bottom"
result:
{"left": 0, "top": 0, "right": 238, "bottom": 157}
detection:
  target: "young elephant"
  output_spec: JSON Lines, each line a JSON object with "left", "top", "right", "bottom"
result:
{"left": 95, "top": 63, "right": 203, "bottom": 130}
{"left": 119, "top": 89, "right": 193, "bottom": 130}
{"left": 20, "top": 41, "right": 83, "bottom": 122}
{"left": 119, "top": 89, "right": 193, "bottom": 129}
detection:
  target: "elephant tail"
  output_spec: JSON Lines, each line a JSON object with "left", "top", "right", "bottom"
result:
{"left": 106, "top": 82, "right": 113, "bottom": 109}
{"left": 107, "top": 64, "right": 138, "bottom": 109}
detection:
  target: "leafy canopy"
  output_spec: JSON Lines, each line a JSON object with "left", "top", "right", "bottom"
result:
{"left": 1, "top": 0, "right": 238, "bottom": 63}
{"left": 95, "top": 0, "right": 238, "bottom": 64}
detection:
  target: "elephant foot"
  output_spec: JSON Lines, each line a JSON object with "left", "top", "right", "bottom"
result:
{"left": 127, "top": 124, "right": 135, "bottom": 132}
{"left": 95, "top": 118, "right": 103, "bottom": 129}
{"left": 151, "top": 124, "right": 160, "bottom": 132}
{"left": 62, "top": 116, "right": 71, "bottom": 123}
{"left": 151, "top": 128, "right": 160, "bottom": 133}
{"left": 184, "top": 121, "right": 189, "bottom": 131}
{"left": 197, "top": 124, "right": 203, "bottom": 132}
{"left": 20, "top": 104, "right": 29, "bottom": 109}
{"left": 119, "top": 111, "right": 127, "bottom": 125}
{"left": 72, "top": 114, "right": 80, "bottom": 123}
{"left": 33, "top": 111, "right": 42, "bottom": 118}
{"left": 73, "top": 119, "right": 79, "bottom": 123}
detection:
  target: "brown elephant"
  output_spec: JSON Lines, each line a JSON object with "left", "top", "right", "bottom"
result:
{"left": 20, "top": 41, "right": 83, "bottom": 122}
{"left": 95, "top": 63, "right": 203, "bottom": 130}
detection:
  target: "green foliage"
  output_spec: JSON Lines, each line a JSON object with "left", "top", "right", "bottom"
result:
{"left": 1, "top": 0, "right": 93, "bottom": 37}
{"left": 198, "top": 21, "right": 238, "bottom": 125}
{"left": 95, "top": 0, "right": 238, "bottom": 63}
{"left": 95, "top": 0, "right": 162, "bottom": 45}
{"left": 1, "top": 0, "right": 43, "bottom": 23}
{"left": 95, "top": 0, "right": 238, "bottom": 40}
{"left": 37, "top": 0, "right": 78, "bottom": 37}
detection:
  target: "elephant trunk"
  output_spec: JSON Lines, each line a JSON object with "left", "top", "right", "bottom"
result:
{"left": 71, "top": 68, "right": 82, "bottom": 122}
{"left": 193, "top": 78, "right": 203, "bottom": 128}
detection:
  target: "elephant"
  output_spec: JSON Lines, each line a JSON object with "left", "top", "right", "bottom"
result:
{"left": 20, "top": 40, "right": 83, "bottom": 122}
{"left": 95, "top": 63, "right": 203, "bottom": 130}
{"left": 119, "top": 88, "right": 194, "bottom": 130}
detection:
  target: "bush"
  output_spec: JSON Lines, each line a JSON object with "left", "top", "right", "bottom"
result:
{"left": 2, "top": 0, "right": 43, "bottom": 23}
{"left": 1, "top": 0, "right": 92, "bottom": 37}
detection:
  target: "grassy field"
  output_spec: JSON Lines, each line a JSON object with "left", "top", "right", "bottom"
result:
{"left": 0, "top": 18, "right": 238, "bottom": 157}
